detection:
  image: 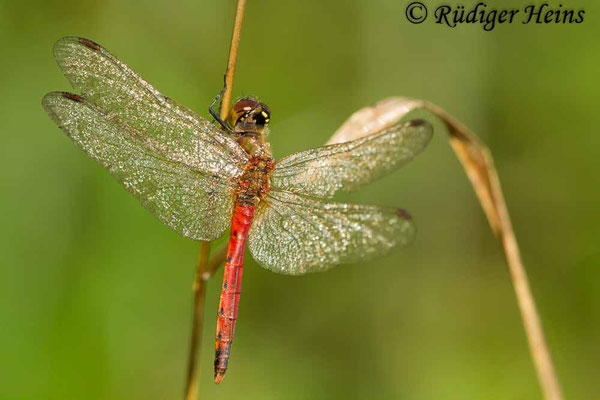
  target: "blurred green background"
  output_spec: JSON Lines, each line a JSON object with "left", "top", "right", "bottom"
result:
{"left": 1, "top": 0, "right": 598, "bottom": 398}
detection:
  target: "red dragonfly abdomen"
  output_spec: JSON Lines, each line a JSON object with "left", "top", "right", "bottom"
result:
{"left": 214, "top": 202, "right": 255, "bottom": 383}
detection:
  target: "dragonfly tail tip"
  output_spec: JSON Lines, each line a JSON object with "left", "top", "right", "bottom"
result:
{"left": 214, "top": 370, "right": 226, "bottom": 384}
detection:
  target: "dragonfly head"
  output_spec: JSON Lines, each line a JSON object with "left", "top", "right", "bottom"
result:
{"left": 228, "top": 97, "right": 271, "bottom": 136}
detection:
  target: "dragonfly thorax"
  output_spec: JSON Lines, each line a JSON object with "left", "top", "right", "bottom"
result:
{"left": 227, "top": 98, "right": 274, "bottom": 204}
{"left": 236, "top": 156, "right": 274, "bottom": 206}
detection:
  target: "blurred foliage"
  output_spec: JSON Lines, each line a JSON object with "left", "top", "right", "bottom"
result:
{"left": 0, "top": 0, "right": 598, "bottom": 398}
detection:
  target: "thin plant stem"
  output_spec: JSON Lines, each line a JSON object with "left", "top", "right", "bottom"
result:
{"left": 327, "top": 97, "right": 563, "bottom": 400}
{"left": 220, "top": 0, "right": 247, "bottom": 120}
{"left": 184, "top": 245, "right": 228, "bottom": 400}
{"left": 202, "top": 245, "right": 228, "bottom": 282}
{"left": 184, "top": 242, "right": 210, "bottom": 400}
{"left": 432, "top": 103, "right": 564, "bottom": 400}
{"left": 183, "top": 1, "right": 247, "bottom": 398}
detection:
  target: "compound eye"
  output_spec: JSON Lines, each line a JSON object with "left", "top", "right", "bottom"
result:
{"left": 232, "top": 99, "right": 258, "bottom": 115}
{"left": 260, "top": 103, "right": 271, "bottom": 117}
{"left": 236, "top": 111, "right": 250, "bottom": 125}
{"left": 259, "top": 105, "right": 271, "bottom": 124}
{"left": 253, "top": 110, "right": 268, "bottom": 126}
{"left": 228, "top": 98, "right": 258, "bottom": 127}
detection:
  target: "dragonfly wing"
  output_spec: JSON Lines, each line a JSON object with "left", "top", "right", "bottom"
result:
{"left": 43, "top": 92, "right": 234, "bottom": 241}
{"left": 53, "top": 36, "right": 248, "bottom": 178}
{"left": 271, "top": 119, "right": 432, "bottom": 198}
{"left": 248, "top": 190, "right": 414, "bottom": 275}
{"left": 326, "top": 97, "right": 425, "bottom": 145}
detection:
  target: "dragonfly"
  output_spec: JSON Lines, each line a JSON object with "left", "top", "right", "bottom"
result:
{"left": 42, "top": 37, "right": 433, "bottom": 383}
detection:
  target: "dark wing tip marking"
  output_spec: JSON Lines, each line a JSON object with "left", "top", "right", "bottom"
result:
{"left": 396, "top": 208, "right": 412, "bottom": 221}
{"left": 61, "top": 92, "right": 85, "bottom": 103}
{"left": 405, "top": 118, "right": 434, "bottom": 147}
{"left": 408, "top": 119, "right": 427, "bottom": 127}
{"left": 78, "top": 37, "right": 101, "bottom": 51}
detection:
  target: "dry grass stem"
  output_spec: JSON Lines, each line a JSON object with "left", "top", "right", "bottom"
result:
{"left": 328, "top": 97, "right": 563, "bottom": 400}
{"left": 220, "top": 0, "right": 247, "bottom": 120}
{"left": 184, "top": 242, "right": 210, "bottom": 400}
{"left": 184, "top": 1, "right": 247, "bottom": 398}
{"left": 202, "top": 246, "right": 228, "bottom": 282}
{"left": 429, "top": 101, "right": 563, "bottom": 400}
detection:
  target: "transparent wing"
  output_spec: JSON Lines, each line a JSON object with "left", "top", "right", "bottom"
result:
{"left": 271, "top": 119, "right": 432, "bottom": 198}
{"left": 42, "top": 92, "right": 234, "bottom": 241}
{"left": 53, "top": 36, "right": 248, "bottom": 178}
{"left": 248, "top": 190, "right": 414, "bottom": 275}
{"left": 326, "top": 97, "right": 425, "bottom": 145}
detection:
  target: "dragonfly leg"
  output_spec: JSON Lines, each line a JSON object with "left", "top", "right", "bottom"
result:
{"left": 209, "top": 74, "right": 233, "bottom": 132}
